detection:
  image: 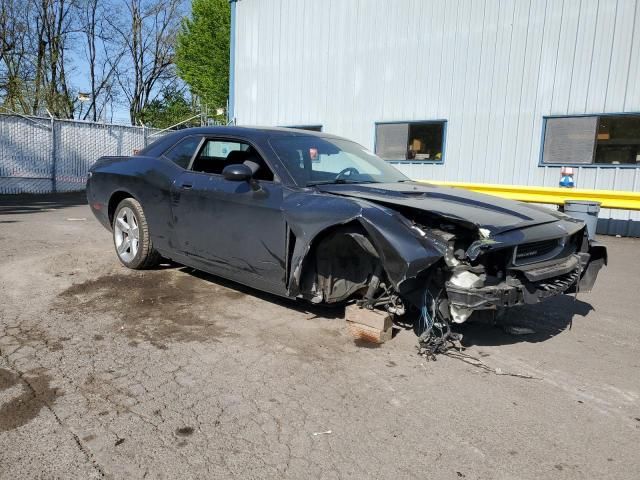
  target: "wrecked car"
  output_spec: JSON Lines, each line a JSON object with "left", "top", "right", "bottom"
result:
{"left": 86, "top": 126, "right": 607, "bottom": 340}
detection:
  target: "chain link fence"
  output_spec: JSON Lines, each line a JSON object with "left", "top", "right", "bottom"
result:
{"left": 0, "top": 113, "right": 165, "bottom": 194}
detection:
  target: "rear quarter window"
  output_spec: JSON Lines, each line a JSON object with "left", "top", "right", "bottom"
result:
{"left": 163, "top": 136, "right": 202, "bottom": 169}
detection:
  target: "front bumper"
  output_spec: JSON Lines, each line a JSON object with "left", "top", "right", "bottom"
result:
{"left": 445, "top": 243, "right": 607, "bottom": 311}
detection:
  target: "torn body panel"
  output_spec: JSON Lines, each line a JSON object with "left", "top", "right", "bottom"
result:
{"left": 283, "top": 190, "right": 444, "bottom": 302}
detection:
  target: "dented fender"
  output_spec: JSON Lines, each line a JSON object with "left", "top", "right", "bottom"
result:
{"left": 282, "top": 190, "right": 444, "bottom": 297}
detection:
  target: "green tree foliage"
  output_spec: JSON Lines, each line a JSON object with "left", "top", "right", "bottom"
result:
{"left": 139, "top": 85, "right": 199, "bottom": 129}
{"left": 175, "top": 0, "right": 230, "bottom": 114}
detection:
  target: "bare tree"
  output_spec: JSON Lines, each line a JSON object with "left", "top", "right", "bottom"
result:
{"left": 1, "top": 0, "right": 77, "bottom": 118}
{"left": 43, "top": 0, "right": 76, "bottom": 117}
{"left": 0, "top": 0, "right": 35, "bottom": 113}
{"left": 2, "top": 0, "right": 185, "bottom": 122}
{"left": 108, "top": 0, "right": 183, "bottom": 125}
{"left": 75, "top": 0, "right": 124, "bottom": 121}
{"left": 22, "top": 0, "right": 77, "bottom": 118}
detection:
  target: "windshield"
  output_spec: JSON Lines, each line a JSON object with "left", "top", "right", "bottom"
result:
{"left": 269, "top": 136, "right": 409, "bottom": 186}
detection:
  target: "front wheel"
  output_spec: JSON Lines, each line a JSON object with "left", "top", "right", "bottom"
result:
{"left": 112, "top": 198, "right": 160, "bottom": 269}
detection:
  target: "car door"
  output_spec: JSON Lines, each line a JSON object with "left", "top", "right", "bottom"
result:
{"left": 170, "top": 137, "right": 287, "bottom": 294}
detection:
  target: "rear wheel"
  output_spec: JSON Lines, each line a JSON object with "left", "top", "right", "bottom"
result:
{"left": 112, "top": 198, "right": 160, "bottom": 269}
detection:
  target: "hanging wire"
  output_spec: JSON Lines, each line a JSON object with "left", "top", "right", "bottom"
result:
{"left": 417, "top": 286, "right": 463, "bottom": 360}
{"left": 417, "top": 288, "right": 435, "bottom": 334}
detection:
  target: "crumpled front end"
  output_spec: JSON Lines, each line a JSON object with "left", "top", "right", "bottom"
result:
{"left": 381, "top": 201, "right": 608, "bottom": 326}
{"left": 288, "top": 184, "right": 607, "bottom": 335}
{"left": 440, "top": 225, "right": 607, "bottom": 323}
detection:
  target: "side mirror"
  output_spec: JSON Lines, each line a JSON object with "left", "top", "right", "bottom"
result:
{"left": 222, "top": 163, "right": 253, "bottom": 181}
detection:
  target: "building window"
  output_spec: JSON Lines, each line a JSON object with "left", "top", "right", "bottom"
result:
{"left": 542, "top": 114, "right": 640, "bottom": 166}
{"left": 375, "top": 121, "right": 445, "bottom": 162}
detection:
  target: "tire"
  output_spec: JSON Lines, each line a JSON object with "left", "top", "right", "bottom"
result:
{"left": 112, "top": 198, "right": 160, "bottom": 269}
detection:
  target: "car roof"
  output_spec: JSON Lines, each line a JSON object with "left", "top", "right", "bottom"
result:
{"left": 182, "top": 125, "right": 340, "bottom": 137}
{"left": 137, "top": 125, "right": 345, "bottom": 157}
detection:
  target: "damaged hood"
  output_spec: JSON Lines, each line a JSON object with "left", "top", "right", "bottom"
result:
{"left": 316, "top": 182, "right": 568, "bottom": 235}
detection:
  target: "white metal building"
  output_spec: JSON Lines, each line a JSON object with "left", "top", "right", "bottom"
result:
{"left": 230, "top": 0, "right": 640, "bottom": 235}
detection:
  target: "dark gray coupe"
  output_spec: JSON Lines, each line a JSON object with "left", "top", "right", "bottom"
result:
{"left": 87, "top": 126, "right": 606, "bottom": 333}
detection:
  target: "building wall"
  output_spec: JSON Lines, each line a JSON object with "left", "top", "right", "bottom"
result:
{"left": 233, "top": 0, "right": 640, "bottom": 235}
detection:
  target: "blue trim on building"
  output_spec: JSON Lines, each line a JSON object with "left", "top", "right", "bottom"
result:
{"left": 228, "top": 0, "right": 238, "bottom": 123}
{"left": 373, "top": 120, "right": 447, "bottom": 165}
{"left": 538, "top": 112, "right": 640, "bottom": 169}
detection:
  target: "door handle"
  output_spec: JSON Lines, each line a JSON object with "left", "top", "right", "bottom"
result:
{"left": 181, "top": 183, "right": 193, "bottom": 190}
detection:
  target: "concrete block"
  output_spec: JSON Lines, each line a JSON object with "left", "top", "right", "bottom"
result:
{"left": 346, "top": 322, "right": 393, "bottom": 344}
{"left": 345, "top": 305, "right": 393, "bottom": 344}
{"left": 345, "top": 305, "right": 392, "bottom": 331}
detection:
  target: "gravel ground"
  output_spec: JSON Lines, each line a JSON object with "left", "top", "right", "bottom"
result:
{"left": 0, "top": 193, "right": 639, "bottom": 479}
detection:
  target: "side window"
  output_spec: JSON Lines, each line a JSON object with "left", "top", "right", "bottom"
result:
{"left": 190, "top": 139, "right": 275, "bottom": 181}
{"left": 163, "top": 136, "right": 202, "bottom": 169}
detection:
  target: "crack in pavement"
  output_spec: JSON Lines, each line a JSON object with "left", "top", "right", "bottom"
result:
{"left": 0, "top": 351, "right": 106, "bottom": 478}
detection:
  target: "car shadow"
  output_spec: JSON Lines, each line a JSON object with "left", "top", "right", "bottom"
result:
{"left": 0, "top": 192, "right": 88, "bottom": 215}
{"left": 177, "top": 266, "right": 347, "bottom": 320}
{"left": 155, "top": 263, "right": 595, "bottom": 345}
{"left": 457, "top": 295, "right": 595, "bottom": 347}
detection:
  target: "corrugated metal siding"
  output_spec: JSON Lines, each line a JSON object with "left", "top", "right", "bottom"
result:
{"left": 234, "top": 0, "right": 640, "bottom": 235}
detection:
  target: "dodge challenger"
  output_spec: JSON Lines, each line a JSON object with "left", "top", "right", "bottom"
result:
{"left": 87, "top": 127, "right": 607, "bottom": 336}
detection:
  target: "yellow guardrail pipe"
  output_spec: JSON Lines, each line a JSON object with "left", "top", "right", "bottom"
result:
{"left": 419, "top": 180, "right": 640, "bottom": 211}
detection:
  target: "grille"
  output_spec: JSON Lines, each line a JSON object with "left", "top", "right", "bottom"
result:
{"left": 514, "top": 239, "right": 560, "bottom": 263}
{"left": 532, "top": 267, "right": 581, "bottom": 299}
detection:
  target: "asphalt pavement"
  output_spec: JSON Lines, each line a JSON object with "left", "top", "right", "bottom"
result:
{"left": 0, "top": 193, "right": 638, "bottom": 479}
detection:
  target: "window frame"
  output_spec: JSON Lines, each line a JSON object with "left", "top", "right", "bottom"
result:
{"left": 374, "top": 120, "right": 447, "bottom": 164}
{"left": 539, "top": 113, "right": 640, "bottom": 169}
{"left": 186, "top": 135, "right": 279, "bottom": 183}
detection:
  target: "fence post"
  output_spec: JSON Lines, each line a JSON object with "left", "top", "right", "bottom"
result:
{"left": 50, "top": 116, "right": 57, "bottom": 193}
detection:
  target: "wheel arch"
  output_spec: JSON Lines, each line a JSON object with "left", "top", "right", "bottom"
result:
{"left": 108, "top": 190, "right": 138, "bottom": 226}
{"left": 287, "top": 209, "right": 445, "bottom": 305}
{"left": 294, "top": 220, "right": 383, "bottom": 303}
